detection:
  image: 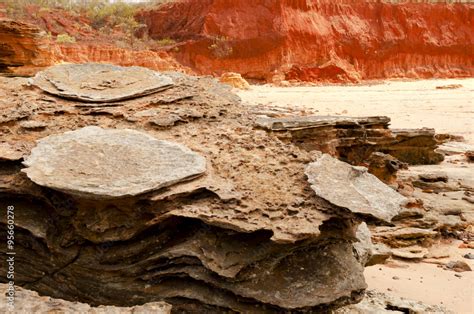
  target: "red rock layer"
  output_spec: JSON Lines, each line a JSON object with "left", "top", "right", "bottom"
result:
{"left": 0, "top": 18, "right": 189, "bottom": 76}
{"left": 138, "top": 0, "right": 474, "bottom": 83}
{"left": 0, "top": 19, "right": 56, "bottom": 75}
{"left": 57, "top": 44, "right": 190, "bottom": 73}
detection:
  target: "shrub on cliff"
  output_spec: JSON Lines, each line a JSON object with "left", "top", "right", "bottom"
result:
{"left": 56, "top": 33, "right": 76, "bottom": 44}
{"left": 85, "top": 1, "right": 136, "bottom": 30}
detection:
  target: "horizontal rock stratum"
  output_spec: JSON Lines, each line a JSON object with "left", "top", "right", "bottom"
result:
{"left": 138, "top": 0, "right": 474, "bottom": 83}
{"left": 0, "top": 19, "right": 55, "bottom": 75}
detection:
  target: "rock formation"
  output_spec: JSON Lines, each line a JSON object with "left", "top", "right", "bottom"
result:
{"left": 0, "top": 284, "right": 452, "bottom": 314}
{"left": 333, "top": 290, "right": 452, "bottom": 314}
{"left": 255, "top": 115, "right": 444, "bottom": 165}
{"left": 22, "top": 127, "right": 207, "bottom": 198}
{"left": 0, "top": 284, "right": 172, "bottom": 314}
{"left": 0, "top": 19, "right": 55, "bottom": 75}
{"left": 0, "top": 64, "right": 410, "bottom": 312}
{"left": 305, "top": 154, "right": 406, "bottom": 223}
{"left": 31, "top": 63, "right": 175, "bottom": 102}
{"left": 138, "top": 0, "right": 474, "bottom": 83}
{"left": 219, "top": 72, "right": 250, "bottom": 90}
{"left": 56, "top": 44, "right": 190, "bottom": 74}
{"left": 0, "top": 18, "right": 189, "bottom": 76}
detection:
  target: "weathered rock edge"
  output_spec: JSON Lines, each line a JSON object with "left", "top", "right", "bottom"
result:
{"left": 0, "top": 65, "right": 411, "bottom": 312}
{"left": 31, "top": 63, "right": 174, "bottom": 103}
{"left": 22, "top": 126, "right": 207, "bottom": 199}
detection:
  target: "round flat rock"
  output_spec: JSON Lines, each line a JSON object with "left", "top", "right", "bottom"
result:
{"left": 31, "top": 63, "right": 174, "bottom": 103}
{"left": 22, "top": 127, "right": 206, "bottom": 199}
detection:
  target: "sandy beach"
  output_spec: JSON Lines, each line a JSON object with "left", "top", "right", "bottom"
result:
{"left": 238, "top": 79, "right": 474, "bottom": 145}
{"left": 365, "top": 240, "right": 474, "bottom": 313}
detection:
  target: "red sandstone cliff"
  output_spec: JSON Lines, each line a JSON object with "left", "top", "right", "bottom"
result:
{"left": 138, "top": 0, "right": 474, "bottom": 83}
{"left": 0, "top": 18, "right": 188, "bottom": 76}
{"left": 0, "top": 19, "right": 57, "bottom": 75}
{"left": 57, "top": 44, "right": 187, "bottom": 73}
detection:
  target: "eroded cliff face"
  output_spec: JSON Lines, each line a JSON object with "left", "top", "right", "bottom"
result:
{"left": 57, "top": 44, "right": 189, "bottom": 73}
{"left": 138, "top": 0, "right": 474, "bottom": 83}
{"left": 0, "top": 18, "right": 190, "bottom": 76}
{"left": 0, "top": 19, "right": 56, "bottom": 75}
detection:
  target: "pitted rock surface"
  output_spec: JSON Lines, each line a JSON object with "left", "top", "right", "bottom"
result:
{"left": 22, "top": 126, "right": 206, "bottom": 199}
{"left": 31, "top": 63, "right": 174, "bottom": 103}
{"left": 1, "top": 67, "right": 398, "bottom": 312}
{"left": 305, "top": 154, "right": 406, "bottom": 222}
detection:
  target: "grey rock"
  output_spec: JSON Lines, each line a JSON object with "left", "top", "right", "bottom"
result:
{"left": 418, "top": 172, "right": 448, "bottom": 183}
{"left": 354, "top": 223, "right": 391, "bottom": 266}
{"left": 0, "top": 142, "right": 25, "bottom": 161}
{"left": 0, "top": 283, "right": 172, "bottom": 313}
{"left": 22, "top": 126, "right": 206, "bottom": 199}
{"left": 19, "top": 120, "right": 48, "bottom": 130}
{"left": 437, "top": 141, "right": 474, "bottom": 156}
{"left": 464, "top": 253, "right": 474, "bottom": 260}
{"left": 354, "top": 222, "right": 374, "bottom": 266}
{"left": 367, "top": 243, "right": 392, "bottom": 266}
{"left": 391, "top": 247, "right": 428, "bottom": 260}
{"left": 305, "top": 154, "right": 406, "bottom": 222}
{"left": 255, "top": 115, "right": 390, "bottom": 131}
{"left": 334, "top": 290, "right": 453, "bottom": 314}
{"left": 445, "top": 260, "right": 472, "bottom": 272}
{"left": 31, "top": 63, "right": 174, "bottom": 103}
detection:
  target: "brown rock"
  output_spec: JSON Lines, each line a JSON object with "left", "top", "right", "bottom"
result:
{"left": 0, "top": 19, "right": 55, "bottom": 75}
{"left": 32, "top": 63, "right": 174, "bottom": 103}
{"left": 445, "top": 261, "right": 472, "bottom": 272}
{"left": 219, "top": 72, "right": 250, "bottom": 89}
{"left": 0, "top": 68, "right": 370, "bottom": 312}
{"left": 465, "top": 151, "right": 474, "bottom": 162}
{"left": 256, "top": 116, "right": 443, "bottom": 165}
{"left": 305, "top": 154, "right": 406, "bottom": 222}
{"left": 372, "top": 227, "right": 438, "bottom": 248}
{"left": 436, "top": 84, "right": 463, "bottom": 90}
{"left": 367, "top": 152, "right": 407, "bottom": 184}
{"left": 0, "top": 142, "right": 26, "bottom": 161}
{"left": 418, "top": 172, "right": 448, "bottom": 183}
{"left": 22, "top": 126, "right": 207, "bottom": 199}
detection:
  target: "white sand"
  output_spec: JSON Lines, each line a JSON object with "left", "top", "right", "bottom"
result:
{"left": 237, "top": 78, "right": 474, "bottom": 144}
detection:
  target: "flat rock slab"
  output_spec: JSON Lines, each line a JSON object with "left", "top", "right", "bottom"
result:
{"left": 305, "top": 154, "right": 406, "bottom": 222}
{"left": 31, "top": 63, "right": 174, "bottom": 103}
{"left": 255, "top": 115, "right": 390, "bottom": 131}
{"left": 22, "top": 126, "right": 206, "bottom": 199}
{"left": 0, "top": 284, "right": 172, "bottom": 314}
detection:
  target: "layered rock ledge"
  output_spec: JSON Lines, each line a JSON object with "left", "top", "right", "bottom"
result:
{"left": 255, "top": 115, "right": 444, "bottom": 165}
{"left": 0, "top": 64, "right": 413, "bottom": 312}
